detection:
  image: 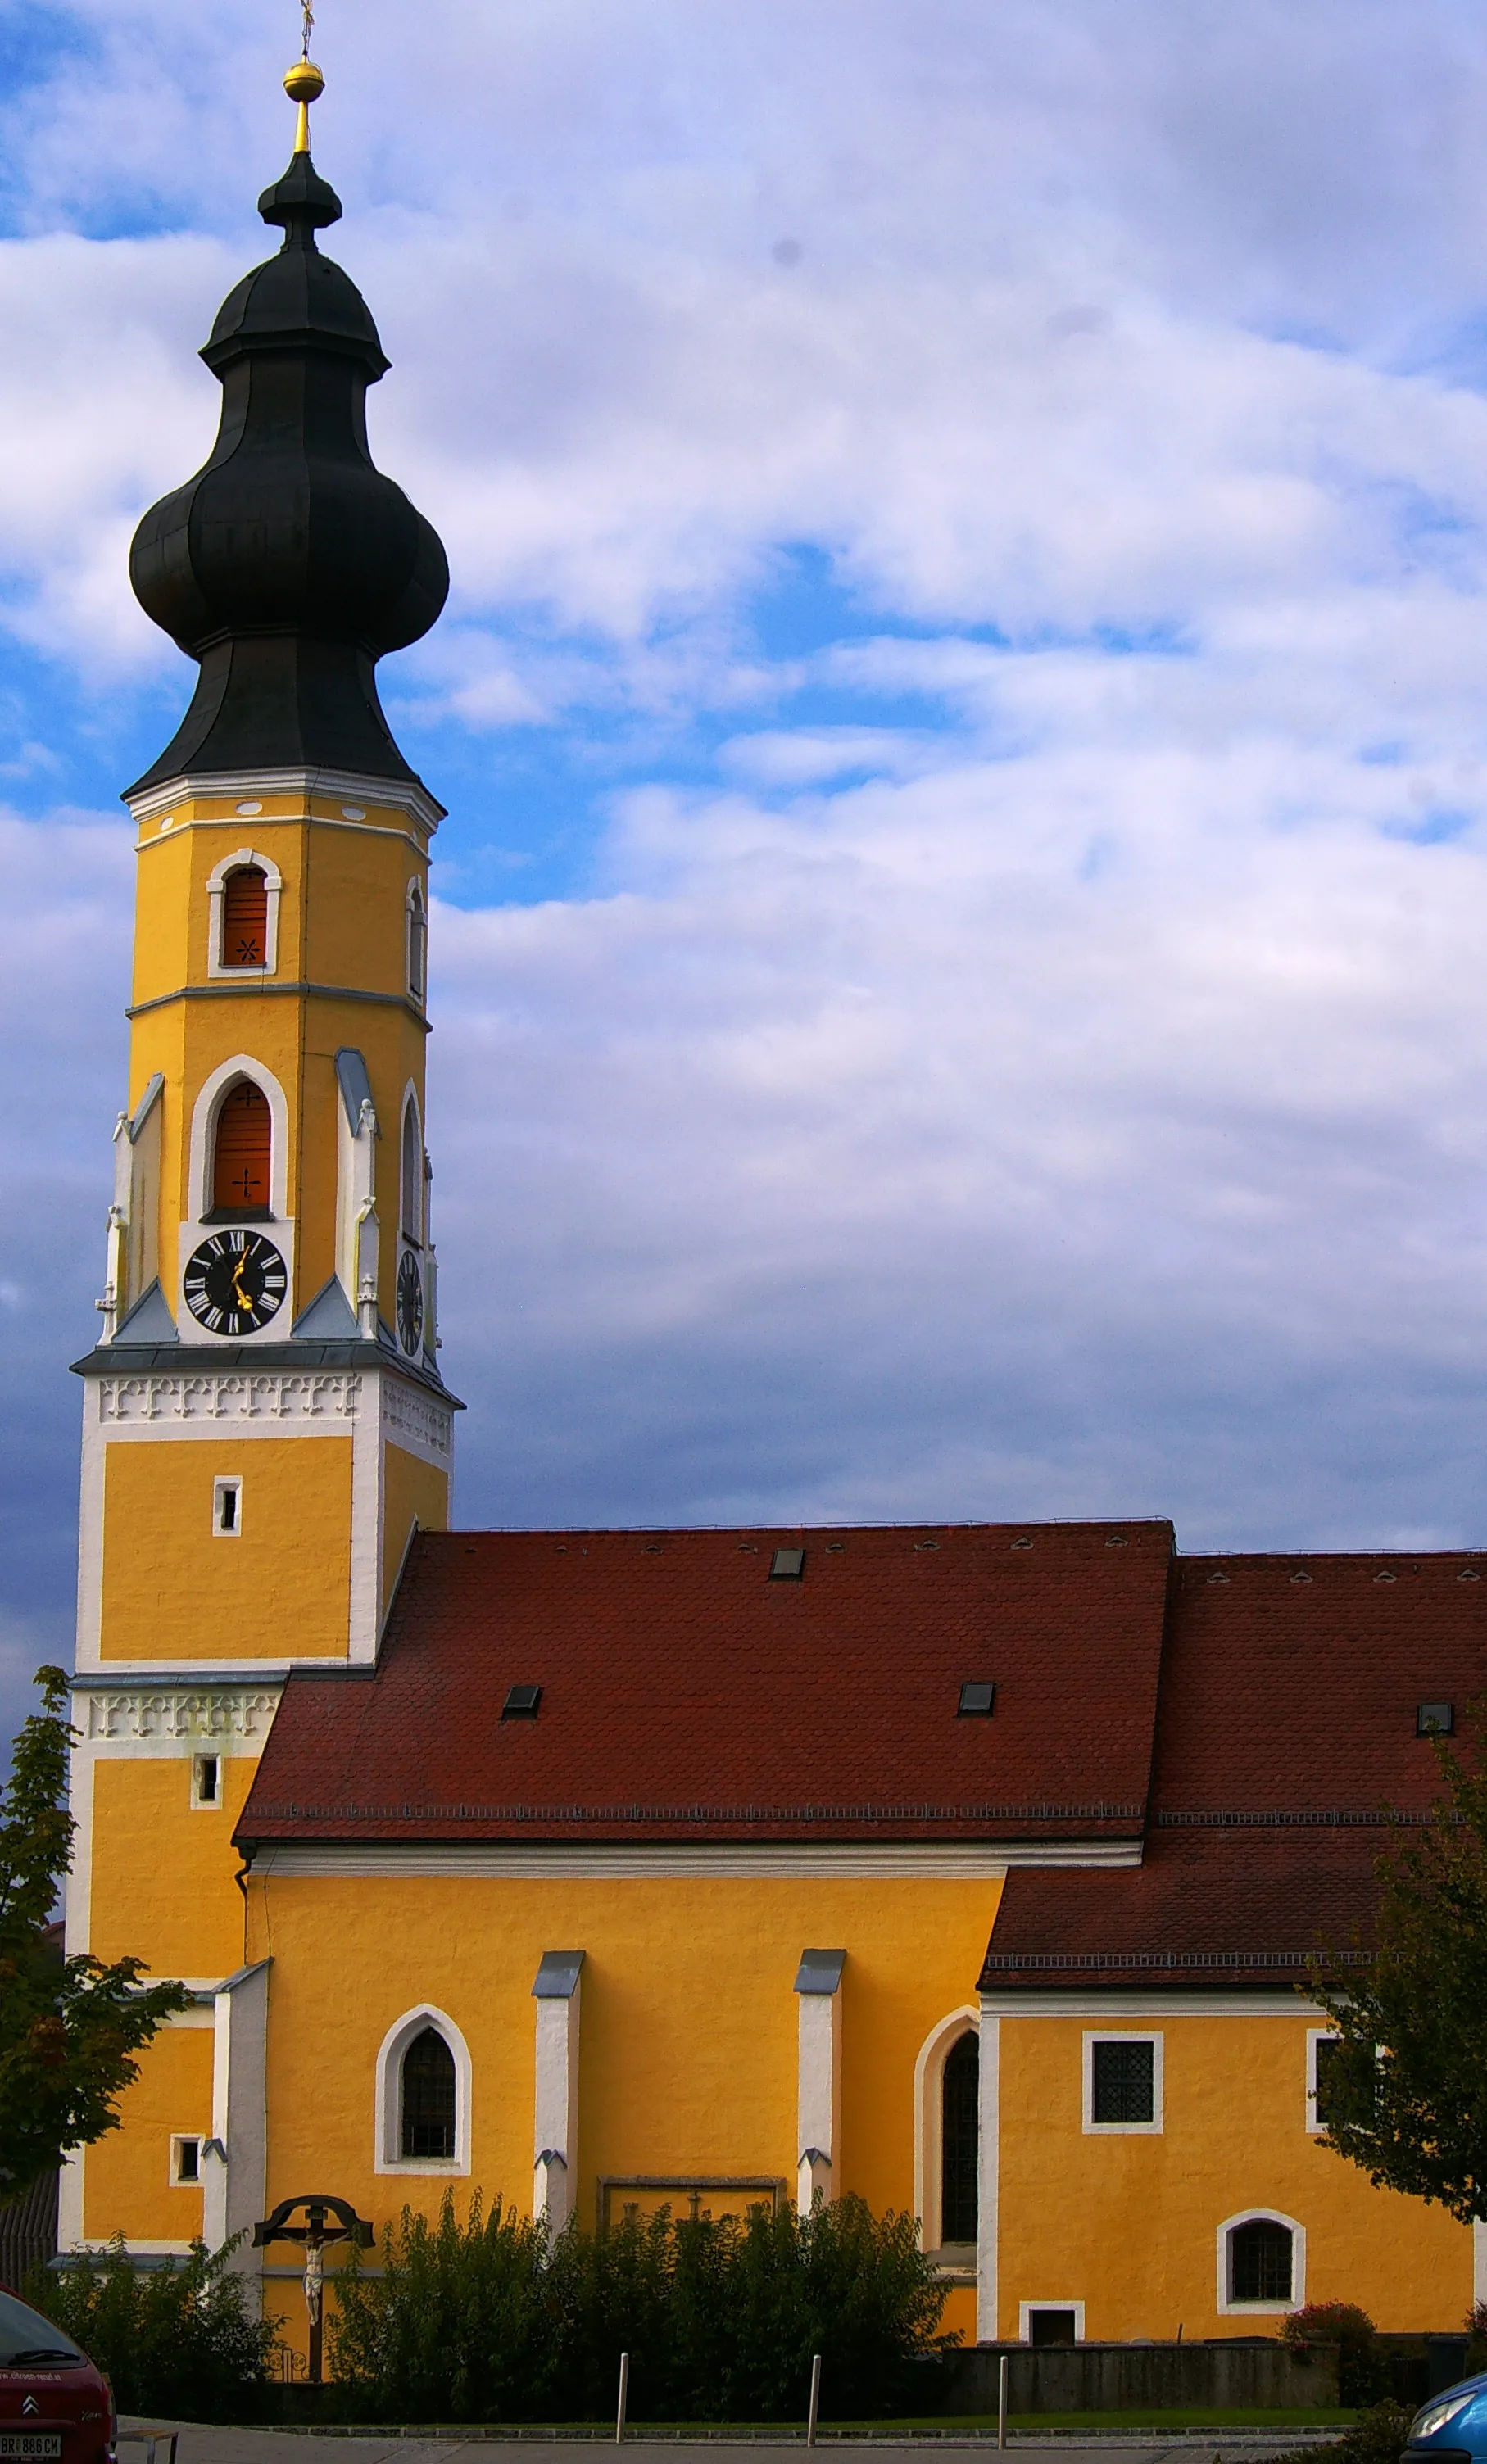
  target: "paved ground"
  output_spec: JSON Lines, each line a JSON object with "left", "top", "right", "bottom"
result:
{"left": 116, "top": 2426, "right": 1342, "bottom": 2464}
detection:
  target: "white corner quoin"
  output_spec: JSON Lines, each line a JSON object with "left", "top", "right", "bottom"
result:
{"left": 795, "top": 1948, "right": 845, "bottom": 2214}
{"left": 533, "top": 1950, "right": 585, "bottom": 2232}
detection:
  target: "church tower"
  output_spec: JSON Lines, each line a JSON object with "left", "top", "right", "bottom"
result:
{"left": 63, "top": 60, "right": 456, "bottom": 2260}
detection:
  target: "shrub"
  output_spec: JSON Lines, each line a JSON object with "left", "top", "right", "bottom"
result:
{"left": 22, "top": 2235, "right": 280, "bottom": 2420}
{"left": 329, "top": 2190, "right": 954, "bottom": 2422}
{"left": 330, "top": 2193, "right": 555, "bottom": 2422}
{"left": 1279, "top": 2303, "right": 1389, "bottom": 2405}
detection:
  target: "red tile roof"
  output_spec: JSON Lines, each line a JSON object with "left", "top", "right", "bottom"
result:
{"left": 981, "top": 1549, "right": 1487, "bottom": 1988}
{"left": 237, "top": 1520, "right": 1175, "bottom": 1847}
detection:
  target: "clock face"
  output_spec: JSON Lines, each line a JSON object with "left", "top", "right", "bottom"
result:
{"left": 183, "top": 1230, "right": 288, "bottom": 1336}
{"left": 397, "top": 1248, "right": 424, "bottom": 1356}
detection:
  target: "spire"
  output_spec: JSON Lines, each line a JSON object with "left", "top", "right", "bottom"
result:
{"left": 125, "top": 50, "right": 448, "bottom": 797}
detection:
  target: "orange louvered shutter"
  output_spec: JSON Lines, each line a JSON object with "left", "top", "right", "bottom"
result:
{"left": 221, "top": 866, "right": 268, "bottom": 967}
{"left": 213, "top": 1080, "right": 271, "bottom": 1211}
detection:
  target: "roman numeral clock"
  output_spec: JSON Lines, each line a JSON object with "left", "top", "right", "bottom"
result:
{"left": 183, "top": 1230, "right": 289, "bottom": 1337}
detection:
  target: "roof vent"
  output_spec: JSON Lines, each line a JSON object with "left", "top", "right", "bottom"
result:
{"left": 1374, "top": 1570, "right": 1397, "bottom": 1584}
{"left": 1011, "top": 1536, "right": 1033, "bottom": 1551}
{"left": 502, "top": 1683, "right": 542, "bottom": 1719}
{"left": 959, "top": 1681, "right": 996, "bottom": 1716}
{"left": 914, "top": 1538, "right": 941, "bottom": 1551}
{"left": 1461, "top": 1569, "right": 1481, "bottom": 1583}
{"left": 1105, "top": 1533, "right": 1128, "bottom": 1547}
{"left": 1418, "top": 1701, "right": 1454, "bottom": 1737}
{"left": 770, "top": 1547, "right": 805, "bottom": 1580}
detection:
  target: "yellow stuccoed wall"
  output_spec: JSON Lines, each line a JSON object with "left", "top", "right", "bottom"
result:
{"left": 81, "top": 2019, "right": 214, "bottom": 2245}
{"left": 381, "top": 1442, "right": 451, "bottom": 1607}
{"left": 995, "top": 2013, "right": 1471, "bottom": 2337}
{"left": 247, "top": 1870, "right": 996, "bottom": 2348}
{"left": 88, "top": 1753, "right": 258, "bottom": 1976}
{"left": 101, "top": 1437, "right": 353, "bottom": 1660}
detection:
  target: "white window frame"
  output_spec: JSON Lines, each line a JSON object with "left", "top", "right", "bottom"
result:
{"left": 913, "top": 2006, "right": 980, "bottom": 2260}
{"left": 406, "top": 878, "right": 428, "bottom": 1006}
{"left": 169, "top": 2133, "right": 203, "bottom": 2185}
{"left": 1306, "top": 2029, "right": 1338, "bottom": 2136}
{"left": 1217, "top": 2208, "right": 1305, "bottom": 2315}
{"left": 190, "top": 1754, "right": 223, "bottom": 1810}
{"left": 374, "top": 2004, "right": 472, "bottom": 2176}
{"left": 188, "top": 1053, "right": 291, "bottom": 1224}
{"left": 400, "top": 1086, "right": 424, "bottom": 1248}
{"left": 1019, "top": 2300, "right": 1086, "bottom": 2343}
{"left": 1083, "top": 2030, "right": 1163, "bottom": 2135}
{"left": 206, "top": 847, "right": 283, "bottom": 980}
{"left": 212, "top": 1476, "right": 243, "bottom": 1538}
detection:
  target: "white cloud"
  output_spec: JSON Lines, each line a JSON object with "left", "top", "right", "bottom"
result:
{"left": 7, "top": 0, "right": 1487, "bottom": 1741}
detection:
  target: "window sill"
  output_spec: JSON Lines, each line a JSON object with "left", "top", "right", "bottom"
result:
{"left": 202, "top": 1206, "right": 274, "bottom": 1225}
{"left": 375, "top": 2158, "right": 467, "bottom": 2176}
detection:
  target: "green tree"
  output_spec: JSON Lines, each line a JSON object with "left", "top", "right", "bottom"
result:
{"left": 1309, "top": 1709, "right": 1487, "bottom": 2222}
{"left": 0, "top": 1665, "right": 188, "bottom": 2203}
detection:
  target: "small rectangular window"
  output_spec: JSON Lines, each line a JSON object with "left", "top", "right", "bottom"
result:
{"left": 1418, "top": 1701, "right": 1454, "bottom": 1736}
{"left": 958, "top": 1681, "right": 996, "bottom": 1715}
{"left": 192, "top": 1754, "right": 220, "bottom": 1809}
{"left": 170, "top": 2136, "right": 202, "bottom": 2185}
{"left": 1312, "top": 2036, "right": 1342, "bottom": 2127}
{"left": 213, "top": 1476, "right": 242, "bottom": 1537}
{"left": 1085, "top": 2031, "right": 1163, "bottom": 2131}
{"left": 1029, "top": 2308, "right": 1078, "bottom": 2347}
{"left": 502, "top": 1683, "right": 542, "bottom": 1719}
{"left": 769, "top": 1547, "right": 805, "bottom": 1579}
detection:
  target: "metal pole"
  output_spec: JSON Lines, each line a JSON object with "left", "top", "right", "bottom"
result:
{"left": 997, "top": 2352, "right": 1009, "bottom": 2451}
{"left": 807, "top": 2353, "right": 823, "bottom": 2448}
{"left": 616, "top": 2351, "right": 630, "bottom": 2446}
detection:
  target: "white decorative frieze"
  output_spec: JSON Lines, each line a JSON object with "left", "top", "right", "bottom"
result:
{"left": 85, "top": 1686, "right": 282, "bottom": 1742}
{"left": 383, "top": 1382, "right": 452, "bottom": 1458}
{"left": 97, "top": 1371, "right": 361, "bottom": 1425}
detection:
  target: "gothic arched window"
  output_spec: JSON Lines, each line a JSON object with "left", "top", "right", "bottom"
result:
{"left": 401, "top": 1097, "right": 422, "bottom": 1243}
{"left": 400, "top": 2027, "right": 456, "bottom": 2161}
{"left": 220, "top": 865, "right": 269, "bottom": 968}
{"left": 407, "top": 882, "right": 427, "bottom": 1005}
{"left": 941, "top": 2029, "right": 979, "bottom": 2244}
{"left": 212, "top": 1079, "right": 271, "bottom": 1213}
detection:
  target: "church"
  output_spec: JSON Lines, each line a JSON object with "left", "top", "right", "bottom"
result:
{"left": 63, "top": 57, "right": 1484, "bottom": 2367}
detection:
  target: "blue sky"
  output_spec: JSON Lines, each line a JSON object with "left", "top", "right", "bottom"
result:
{"left": 8, "top": 0, "right": 1487, "bottom": 1746}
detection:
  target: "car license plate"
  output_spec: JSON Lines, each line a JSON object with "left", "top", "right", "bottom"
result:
{"left": 0, "top": 2436, "right": 62, "bottom": 2457}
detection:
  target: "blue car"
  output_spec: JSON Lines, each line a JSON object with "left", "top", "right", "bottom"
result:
{"left": 1408, "top": 2374, "right": 1487, "bottom": 2459}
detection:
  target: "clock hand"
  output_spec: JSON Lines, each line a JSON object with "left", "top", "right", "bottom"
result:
{"left": 232, "top": 1259, "right": 252, "bottom": 1309}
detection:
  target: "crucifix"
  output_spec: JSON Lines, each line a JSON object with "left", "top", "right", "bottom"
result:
{"left": 252, "top": 2194, "right": 373, "bottom": 2385}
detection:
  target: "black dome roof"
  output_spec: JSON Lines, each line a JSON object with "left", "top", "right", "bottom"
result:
{"left": 127, "top": 150, "right": 448, "bottom": 795}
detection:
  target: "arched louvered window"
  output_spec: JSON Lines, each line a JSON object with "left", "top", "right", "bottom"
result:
{"left": 400, "top": 2027, "right": 456, "bottom": 2160}
{"left": 401, "top": 1098, "right": 422, "bottom": 1243}
{"left": 220, "top": 865, "right": 269, "bottom": 968}
{"left": 407, "top": 883, "right": 427, "bottom": 1004}
{"left": 1229, "top": 2217, "right": 1293, "bottom": 2303}
{"left": 941, "top": 2029, "right": 979, "bottom": 2244}
{"left": 212, "top": 1080, "right": 271, "bottom": 1212}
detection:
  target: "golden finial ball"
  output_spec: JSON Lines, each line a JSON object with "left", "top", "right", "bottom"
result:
{"left": 283, "top": 59, "right": 325, "bottom": 105}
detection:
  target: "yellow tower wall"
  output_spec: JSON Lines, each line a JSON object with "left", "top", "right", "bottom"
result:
{"left": 100, "top": 1436, "right": 353, "bottom": 1660}
{"left": 381, "top": 1441, "right": 451, "bottom": 1608}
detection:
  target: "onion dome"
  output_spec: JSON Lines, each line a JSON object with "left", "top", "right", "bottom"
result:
{"left": 127, "top": 64, "right": 448, "bottom": 795}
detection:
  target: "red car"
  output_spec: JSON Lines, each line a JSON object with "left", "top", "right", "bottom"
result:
{"left": 0, "top": 2287, "right": 112, "bottom": 2464}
